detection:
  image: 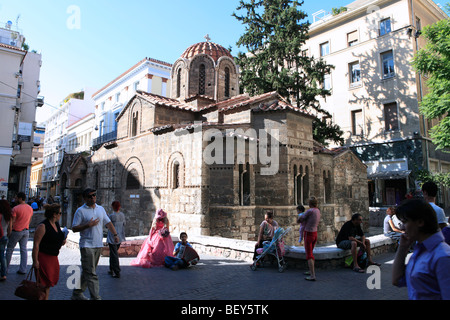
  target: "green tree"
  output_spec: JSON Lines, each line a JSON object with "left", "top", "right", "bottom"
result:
{"left": 411, "top": 8, "right": 450, "bottom": 152}
{"left": 233, "top": 0, "right": 344, "bottom": 146}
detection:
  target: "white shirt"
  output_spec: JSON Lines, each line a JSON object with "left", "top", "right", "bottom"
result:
{"left": 72, "top": 203, "right": 111, "bottom": 248}
{"left": 429, "top": 202, "right": 447, "bottom": 225}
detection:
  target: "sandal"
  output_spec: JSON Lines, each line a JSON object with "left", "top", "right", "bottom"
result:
{"left": 304, "top": 276, "right": 316, "bottom": 281}
{"left": 353, "top": 267, "right": 364, "bottom": 273}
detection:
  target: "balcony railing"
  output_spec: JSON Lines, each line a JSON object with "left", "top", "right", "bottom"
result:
{"left": 92, "top": 130, "right": 117, "bottom": 148}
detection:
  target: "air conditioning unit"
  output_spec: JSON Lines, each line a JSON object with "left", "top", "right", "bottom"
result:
{"left": 36, "top": 96, "right": 44, "bottom": 107}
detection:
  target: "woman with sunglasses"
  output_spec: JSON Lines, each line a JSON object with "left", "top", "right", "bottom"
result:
{"left": 131, "top": 209, "right": 174, "bottom": 268}
{"left": 32, "top": 203, "right": 66, "bottom": 299}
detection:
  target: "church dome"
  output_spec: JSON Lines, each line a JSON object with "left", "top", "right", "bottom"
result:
{"left": 180, "top": 41, "right": 233, "bottom": 62}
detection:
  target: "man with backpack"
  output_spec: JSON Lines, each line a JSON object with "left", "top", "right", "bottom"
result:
{"left": 336, "top": 213, "right": 381, "bottom": 273}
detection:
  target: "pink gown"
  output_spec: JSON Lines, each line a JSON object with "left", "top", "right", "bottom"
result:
{"left": 131, "top": 226, "right": 174, "bottom": 268}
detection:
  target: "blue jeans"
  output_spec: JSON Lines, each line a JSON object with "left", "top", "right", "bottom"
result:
{"left": 6, "top": 230, "right": 29, "bottom": 273}
{"left": 0, "top": 236, "right": 8, "bottom": 277}
{"left": 164, "top": 256, "right": 187, "bottom": 269}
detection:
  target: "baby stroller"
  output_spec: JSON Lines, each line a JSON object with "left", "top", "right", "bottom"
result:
{"left": 250, "top": 227, "right": 291, "bottom": 273}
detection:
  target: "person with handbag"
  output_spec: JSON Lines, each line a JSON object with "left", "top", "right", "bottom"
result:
{"left": 31, "top": 203, "right": 65, "bottom": 300}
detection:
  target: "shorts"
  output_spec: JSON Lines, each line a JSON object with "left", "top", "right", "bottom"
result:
{"left": 337, "top": 240, "right": 353, "bottom": 250}
{"left": 304, "top": 231, "right": 317, "bottom": 260}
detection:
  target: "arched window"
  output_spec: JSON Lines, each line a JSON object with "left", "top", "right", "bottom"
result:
{"left": 176, "top": 68, "right": 181, "bottom": 98}
{"left": 199, "top": 64, "right": 206, "bottom": 95}
{"left": 224, "top": 67, "right": 230, "bottom": 97}
{"left": 324, "top": 170, "right": 331, "bottom": 203}
{"left": 293, "top": 165, "right": 297, "bottom": 205}
{"left": 173, "top": 161, "right": 180, "bottom": 189}
{"left": 132, "top": 111, "right": 138, "bottom": 137}
{"left": 303, "top": 166, "right": 310, "bottom": 205}
{"left": 126, "top": 168, "right": 140, "bottom": 190}
{"left": 94, "top": 170, "right": 99, "bottom": 190}
{"left": 294, "top": 165, "right": 304, "bottom": 205}
{"left": 239, "top": 163, "right": 250, "bottom": 206}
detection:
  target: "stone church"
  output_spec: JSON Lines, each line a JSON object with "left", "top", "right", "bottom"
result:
{"left": 61, "top": 41, "right": 369, "bottom": 246}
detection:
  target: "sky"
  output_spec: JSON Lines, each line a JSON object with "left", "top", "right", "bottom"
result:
{"left": 0, "top": 0, "right": 421, "bottom": 124}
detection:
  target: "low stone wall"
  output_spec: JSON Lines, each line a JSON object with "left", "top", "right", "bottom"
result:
{"left": 66, "top": 230, "right": 396, "bottom": 269}
{"left": 100, "top": 237, "right": 147, "bottom": 257}
{"left": 284, "top": 234, "right": 397, "bottom": 269}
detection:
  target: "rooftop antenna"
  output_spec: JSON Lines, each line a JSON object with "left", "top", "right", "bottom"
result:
{"left": 16, "top": 14, "right": 20, "bottom": 28}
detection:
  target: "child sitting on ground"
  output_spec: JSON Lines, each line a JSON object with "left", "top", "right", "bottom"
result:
{"left": 164, "top": 232, "right": 198, "bottom": 270}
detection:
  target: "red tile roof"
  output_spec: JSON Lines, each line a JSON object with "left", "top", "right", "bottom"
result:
{"left": 0, "top": 42, "right": 26, "bottom": 53}
{"left": 137, "top": 91, "right": 196, "bottom": 111}
{"left": 180, "top": 42, "right": 233, "bottom": 62}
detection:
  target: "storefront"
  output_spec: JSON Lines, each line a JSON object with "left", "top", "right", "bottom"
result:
{"left": 365, "top": 158, "right": 411, "bottom": 207}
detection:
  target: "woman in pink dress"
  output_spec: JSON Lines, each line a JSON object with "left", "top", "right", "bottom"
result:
{"left": 131, "top": 209, "right": 174, "bottom": 268}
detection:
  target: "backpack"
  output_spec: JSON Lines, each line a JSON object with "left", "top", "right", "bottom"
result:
{"left": 344, "top": 248, "right": 368, "bottom": 269}
{"left": 357, "top": 248, "right": 368, "bottom": 269}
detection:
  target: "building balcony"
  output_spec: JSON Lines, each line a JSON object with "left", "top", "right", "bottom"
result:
{"left": 92, "top": 130, "right": 117, "bottom": 149}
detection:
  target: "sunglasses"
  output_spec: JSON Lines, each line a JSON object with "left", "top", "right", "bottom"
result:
{"left": 87, "top": 193, "right": 97, "bottom": 198}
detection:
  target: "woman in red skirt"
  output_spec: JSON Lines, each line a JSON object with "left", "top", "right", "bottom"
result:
{"left": 32, "top": 204, "right": 65, "bottom": 299}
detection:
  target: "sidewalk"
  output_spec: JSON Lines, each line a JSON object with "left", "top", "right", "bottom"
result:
{"left": 0, "top": 239, "right": 408, "bottom": 301}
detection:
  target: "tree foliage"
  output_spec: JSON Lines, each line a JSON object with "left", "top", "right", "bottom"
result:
{"left": 416, "top": 168, "right": 450, "bottom": 188}
{"left": 412, "top": 15, "right": 450, "bottom": 152}
{"left": 233, "top": 0, "right": 344, "bottom": 146}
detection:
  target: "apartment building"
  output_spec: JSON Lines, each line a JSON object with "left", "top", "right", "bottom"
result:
{"left": 0, "top": 20, "right": 43, "bottom": 200}
{"left": 41, "top": 88, "right": 95, "bottom": 197}
{"left": 304, "top": 0, "right": 450, "bottom": 208}
{"left": 91, "top": 57, "right": 172, "bottom": 150}
{"left": 29, "top": 125, "right": 45, "bottom": 197}
{"left": 66, "top": 113, "right": 95, "bottom": 154}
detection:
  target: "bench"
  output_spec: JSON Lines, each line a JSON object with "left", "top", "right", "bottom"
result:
{"left": 66, "top": 231, "right": 396, "bottom": 269}
{"left": 284, "top": 234, "right": 396, "bottom": 260}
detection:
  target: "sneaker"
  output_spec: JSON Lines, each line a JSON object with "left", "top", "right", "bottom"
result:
{"left": 71, "top": 293, "right": 89, "bottom": 300}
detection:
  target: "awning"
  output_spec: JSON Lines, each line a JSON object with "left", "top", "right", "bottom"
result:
{"left": 368, "top": 170, "right": 411, "bottom": 180}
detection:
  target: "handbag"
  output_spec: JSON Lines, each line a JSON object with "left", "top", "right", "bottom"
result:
{"left": 14, "top": 267, "right": 47, "bottom": 300}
